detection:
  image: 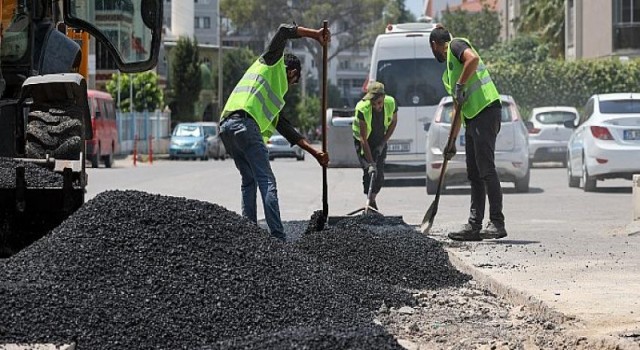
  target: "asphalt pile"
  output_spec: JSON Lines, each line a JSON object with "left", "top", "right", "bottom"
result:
{"left": 297, "top": 212, "right": 471, "bottom": 290}
{"left": 0, "top": 190, "right": 417, "bottom": 349}
{"left": 0, "top": 157, "right": 66, "bottom": 188}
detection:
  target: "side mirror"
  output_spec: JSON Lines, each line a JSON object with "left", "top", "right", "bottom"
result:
{"left": 524, "top": 121, "right": 534, "bottom": 131}
{"left": 563, "top": 120, "right": 577, "bottom": 129}
{"left": 63, "top": 0, "right": 163, "bottom": 73}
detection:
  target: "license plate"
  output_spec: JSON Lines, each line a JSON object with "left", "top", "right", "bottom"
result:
{"left": 624, "top": 129, "right": 640, "bottom": 140}
{"left": 388, "top": 142, "right": 410, "bottom": 152}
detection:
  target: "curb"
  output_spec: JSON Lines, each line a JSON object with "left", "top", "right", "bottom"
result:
{"left": 445, "top": 248, "right": 639, "bottom": 350}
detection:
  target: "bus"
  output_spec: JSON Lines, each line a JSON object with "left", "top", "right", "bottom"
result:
{"left": 86, "top": 89, "right": 118, "bottom": 168}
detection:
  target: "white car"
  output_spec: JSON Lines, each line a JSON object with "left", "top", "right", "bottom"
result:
{"left": 526, "top": 106, "right": 578, "bottom": 167}
{"left": 425, "top": 95, "right": 530, "bottom": 194}
{"left": 566, "top": 93, "right": 640, "bottom": 192}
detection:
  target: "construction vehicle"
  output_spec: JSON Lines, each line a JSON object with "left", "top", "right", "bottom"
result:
{"left": 0, "top": 0, "right": 163, "bottom": 253}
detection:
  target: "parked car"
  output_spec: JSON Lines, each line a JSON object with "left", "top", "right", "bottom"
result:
{"left": 169, "top": 123, "right": 209, "bottom": 160}
{"left": 566, "top": 93, "right": 640, "bottom": 192}
{"left": 526, "top": 106, "right": 578, "bottom": 167}
{"left": 199, "top": 122, "right": 228, "bottom": 160}
{"left": 425, "top": 95, "right": 530, "bottom": 194}
{"left": 267, "top": 134, "right": 305, "bottom": 161}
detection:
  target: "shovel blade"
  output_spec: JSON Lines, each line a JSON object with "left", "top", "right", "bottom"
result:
{"left": 420, "top": 200, "right": 438, "bottom": 234}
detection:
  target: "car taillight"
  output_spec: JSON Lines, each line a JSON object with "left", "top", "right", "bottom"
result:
{"left": 528, "top": 128, "right": 541, "bottom": 134}
{"left": 590, "top": 126, "right": 613, "bottom": 140}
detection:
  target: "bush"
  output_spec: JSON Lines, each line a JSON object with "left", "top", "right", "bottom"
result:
{"left": 489, "top": 58, "right": 640, "bottom": 119}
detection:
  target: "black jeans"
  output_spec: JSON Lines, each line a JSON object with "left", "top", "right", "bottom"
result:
{"left": 465, "top": 104, "right": 505, "bottom": 228}
{"left": 354, "top": 141, "right": 387, "bottom": 195}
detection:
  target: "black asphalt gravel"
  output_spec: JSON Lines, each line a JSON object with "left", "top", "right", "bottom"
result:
{"left": 0, "top": 157, "right": 66, "bottom": 188}
{"left": 0, "top": 190, "right": 425, "bottom": 349}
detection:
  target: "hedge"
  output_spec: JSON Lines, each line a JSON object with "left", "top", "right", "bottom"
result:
{"left": 488, "top": 59, "right": 640, "bottom": 119}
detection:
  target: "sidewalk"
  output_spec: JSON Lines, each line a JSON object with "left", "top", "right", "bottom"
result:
{"left": 430, "top": 222, "right": 640, "bottom": 348}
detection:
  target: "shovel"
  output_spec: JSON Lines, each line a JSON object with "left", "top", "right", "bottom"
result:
{"left": 420, "top": 103, "right": 462, "bottom": 234}
{"left": 312, "top": 20, "right": 329, "bottom": 232}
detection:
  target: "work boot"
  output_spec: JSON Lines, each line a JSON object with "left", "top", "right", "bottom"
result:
{"left": 272, "top": 232, "right": 287, "bottom": 243}
{"left": 370, "top": 200, "right": 378, "bottom": 211}
{"left": 447, "top": 223, "right": 482, "bottom": 241}
{"left": 480, "top": 222, "right": 508, "bottom": 239}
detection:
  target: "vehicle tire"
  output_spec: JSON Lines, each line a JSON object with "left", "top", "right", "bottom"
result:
{"left": 515, "top": 167, "right": 530, "bottom": 193}
{"left": 426, "top": 177, "right": 438, "bottom": 195}
{"left": 296, "top": 153, "right": 305, "bottom": 161}
{"left": 562, "top": 159, "right": 568, "bottom": 168}
{"left": 269, "top": 156, "right": 275, "bottom": 161}
{"left": 90, "top": 152, "right": 99, "bottom": 168}
{"left": 213, "top": 156, "right": 219, "bottom": 161}
{"left": 567, "top": 161, "right": 580, "bottom": 188}
{"left": 25, "top": 106, "right": 83, "bottom": 160}
{"left": 582, "top": 158, "right": 597, "bottom": 192}
{"left": 103, "top": 152, "right": 113, "bottom": 168}
{"left": 201, "top": 156, "right": 208, "bottom": 161}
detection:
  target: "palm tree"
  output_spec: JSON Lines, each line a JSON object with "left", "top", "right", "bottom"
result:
{"left": 517, "top": 0, "right": 564, "bottom": 58}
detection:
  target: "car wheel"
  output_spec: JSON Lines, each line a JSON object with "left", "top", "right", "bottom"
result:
{"left": 515, "top": 167, "right": 530, "bottom": 193}
{"left": 567, "top": 159, "right": 580, "bottom": 188}
{"left": 269, "top": 156, "right": 274, "bottom": 161}
{"left": 296, "top": 152, "right": 305, "bottom": 161}
{"left": 102, "top": 152, "right": 113, "bottom": 168}
{"left": 90, "top": 151, "right": 99, "bottom": 168}
{"left": 581, "top": 158, "right": 597, "bottom": 192}
{"left": 426, "top": 176, "right": 438, "bottom": 195}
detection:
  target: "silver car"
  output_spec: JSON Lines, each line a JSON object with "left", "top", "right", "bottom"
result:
{"left": 425, "top": 95, "right": 530, "bottom": 194}
{"left": 526, "top": 106, "right": 578, "bottom": 167}
{"left": 198, "top": 122, "right": 228, "bottom": 160}
{"left": 267, "top": 134, "right": 305, "bottom": 161}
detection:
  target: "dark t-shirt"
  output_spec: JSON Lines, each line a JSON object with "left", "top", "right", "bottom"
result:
{"left": 356, "top": 101, "right": 398, "bottom": 147}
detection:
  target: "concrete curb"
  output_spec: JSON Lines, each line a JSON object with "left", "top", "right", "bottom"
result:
{"left": 445, "top": 249, "right": 639, "bottom": 350}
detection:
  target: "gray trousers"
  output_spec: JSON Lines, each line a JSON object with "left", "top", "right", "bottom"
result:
{"left": 354, "top": 140, "right": 387, "bottom": 195}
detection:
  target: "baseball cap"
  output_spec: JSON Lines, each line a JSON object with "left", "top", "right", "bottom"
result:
{"left": 363, "top": 81, "right": 385, "bottom": 100}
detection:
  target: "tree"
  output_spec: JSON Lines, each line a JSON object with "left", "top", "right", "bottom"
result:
{"left": 441, "top": 5, "right": 501, "bottom": 51}
{"left": 171, "top": 36, "right": 202, "bottom": 122}
{"left": 106, "top": 71, "right": 163, "bottom": 112}
{"left": 296, "top": 96, "right": 321, "bottom": 136}
{"left": 384, "top": 0, "right": 416, "bottom": 24}
{"left": 221, "top": 0, "right": 404, "bottom": 94}
{"left": 483, "top": 34, "right": 550, "bottom": 64}
{"left": 517, "top": 0, "right": 564, "bottom": 58}
{"left": 212, "top": 47, "right": 257, "bottom": 104}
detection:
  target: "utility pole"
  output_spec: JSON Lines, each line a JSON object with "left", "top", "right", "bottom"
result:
{"left": 217, "top": 1, "right": 223, "bottom": 119}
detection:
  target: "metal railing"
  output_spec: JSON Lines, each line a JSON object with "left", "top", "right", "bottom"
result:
{"left": 116, "top": 111, "right": 171, "bottom": 154}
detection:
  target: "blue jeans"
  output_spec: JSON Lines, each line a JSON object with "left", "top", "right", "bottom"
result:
{"left": 219, "top": 113, "right": 285, "bottom": 239}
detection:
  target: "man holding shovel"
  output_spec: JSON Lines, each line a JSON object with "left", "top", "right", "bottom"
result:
{"left": 352, "top": 81, "right": 398, "bottom": 211}
{"left": 219, "top": 23, "right": 330, "bottom": 241}
{"left": 429, "top": 24, "right": 507, "bottom": 241}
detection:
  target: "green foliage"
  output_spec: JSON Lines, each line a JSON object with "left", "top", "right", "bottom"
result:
{"left": 482, "top": 34, "right": 550, "bottom": 64}
{"left": 171, "top": 36, "right": 202, "bottom": 122}
{"left": 441, "top": 5, "right": 501, "bottom": 51}
{"left": 489, "top": 59, "right": 640, "bottom": 118}
{"left": 295, "top": 96, "right": 321, "bottom": 135}
{"left": 384, "top": 0, "right": 416, "bottom": 24}
{"left": 517, "top": 0, "right": 564, "bottom": 58}
{"left": 213, "top": 47, "right": 257, "bottom": 103}
{"left": 282, "top": 84, "right": 302, "bottom": 123}
{"left": 106, "top": 71, "right": 163, "bottom": 112}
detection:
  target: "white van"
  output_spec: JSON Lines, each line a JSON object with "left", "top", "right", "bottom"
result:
{"left": 368, "top": 22, "right": 447, "bottom": 180}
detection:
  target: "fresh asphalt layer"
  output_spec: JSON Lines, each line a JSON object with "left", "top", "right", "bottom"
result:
{"left": 88, "top": 156, "right": 640, "bottom": 345}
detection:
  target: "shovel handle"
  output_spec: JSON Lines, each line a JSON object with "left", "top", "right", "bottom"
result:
{"left": 322, "top": 20, "right": 329, "bottom": 219}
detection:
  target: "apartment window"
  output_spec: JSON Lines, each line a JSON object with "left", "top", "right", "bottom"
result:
{"left": 613, "top": 0, "right": 640, "bottom": 50}
{"left": 203, "top": 17, "right": 211, "bottom": 29}
{"left": 195, "top": 16, "right": 201, "bottom": 29}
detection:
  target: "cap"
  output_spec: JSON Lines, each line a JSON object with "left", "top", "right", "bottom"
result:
{"left": 363, "top": 81, "right": 385, "bottom": 100}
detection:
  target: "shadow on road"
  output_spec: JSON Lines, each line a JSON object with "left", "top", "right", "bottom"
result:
{"left": 482, "top": 239, "right": 541, "bottom": 245}
{"left": 592, "top": 186, "right": 632, "bottom": 194}
{"left": 441, "top": 187, "right": 545, "bottom": 195}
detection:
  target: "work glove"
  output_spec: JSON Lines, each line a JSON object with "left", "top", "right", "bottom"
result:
{"left": 454, "top": 82, "right": 466, "bottom": 105}
{"left": 367, "top": 163, "right": 377, "bottom": 175}
{"left": 444, "top": 143, "right": 457, "bottom": 161}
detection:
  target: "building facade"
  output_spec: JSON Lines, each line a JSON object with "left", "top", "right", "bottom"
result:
{"left": 566, "top": 0, "right": 640, "bottom": 59}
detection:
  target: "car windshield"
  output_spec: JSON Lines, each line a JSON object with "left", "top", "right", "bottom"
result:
{"left": 535, "top": 111, "right": 576, "bottom": 124}
{"left": 599, "top": 99, "right": 640, "bottom": 114}
{"left": 376, "top": 58, "right": 447, "bottom": 107}
{"left": 440, "top": 102, "right": 513, "bottom": 123}
{"left": 202, "top": 126, "right": 217, "bottom": 136}
{"left": 174, "top": 125, "right": 201, "bottom": 137}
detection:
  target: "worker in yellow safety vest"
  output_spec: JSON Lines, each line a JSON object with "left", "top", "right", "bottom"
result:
{"left": 219, "top": 23, "right": 330, "bottom": 242}
{"left": 352, "top": 81, "right": 398, "bottom": 211}
{"left": 430, "top": 24, "right": 507, "bottom": 241}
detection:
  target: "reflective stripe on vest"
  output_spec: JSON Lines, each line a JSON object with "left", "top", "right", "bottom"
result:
{"left": 442, "top": 38, "right": 500, "bottom": 120}
{"left": 352, "top": 95, "right": 396, "bottom": 143}
{"left": 221, "top": 56, "right": 288, "bottom": 141}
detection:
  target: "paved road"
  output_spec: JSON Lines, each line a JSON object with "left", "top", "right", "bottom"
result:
{"left": 87, "top": 156, "right": 640, "bottom": 342}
